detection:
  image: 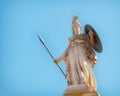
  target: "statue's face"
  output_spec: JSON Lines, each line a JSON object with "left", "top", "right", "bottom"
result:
{"left": 73, "top": 31, "right": 80, "bottom": 35}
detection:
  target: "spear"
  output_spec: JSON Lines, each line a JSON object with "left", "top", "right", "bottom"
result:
{"left": 37, "top": 34, "right": 65, "bottom": 77}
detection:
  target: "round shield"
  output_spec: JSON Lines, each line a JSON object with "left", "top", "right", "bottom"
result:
{"left": 84, "top": 24, "right": 103, "bottom": 53}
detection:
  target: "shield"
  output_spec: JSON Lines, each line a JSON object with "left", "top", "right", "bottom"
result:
{"left": 84, "top": 24, "right": 103, "bottom": 53}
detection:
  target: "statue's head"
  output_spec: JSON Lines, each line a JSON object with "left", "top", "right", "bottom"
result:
{"left": 72, "top": 15, "right": 82, "bottom": 35}
{"left": 72, "top": 15, "right": 78, "bottom": 22}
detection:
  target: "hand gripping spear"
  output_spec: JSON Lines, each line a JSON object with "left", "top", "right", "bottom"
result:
{"left": 37, "top": 34, "right": 65, "bottom": 77}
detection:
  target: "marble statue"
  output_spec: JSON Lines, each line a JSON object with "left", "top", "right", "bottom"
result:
{"left": 54, "top": 15, "right": 102, "bottom": 96}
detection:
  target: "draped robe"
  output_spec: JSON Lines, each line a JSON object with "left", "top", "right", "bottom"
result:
{"left": 58, "top": 34, "right": 96, "bottom": 89}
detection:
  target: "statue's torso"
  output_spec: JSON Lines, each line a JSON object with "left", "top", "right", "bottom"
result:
{"left": 68, "top": 34, "right": 87, "bottom": 49}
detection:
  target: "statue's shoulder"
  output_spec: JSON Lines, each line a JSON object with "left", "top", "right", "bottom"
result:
{"left": 69, "top": 34, "right": 86, "bottom": 42}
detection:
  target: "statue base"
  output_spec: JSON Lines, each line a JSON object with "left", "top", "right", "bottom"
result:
{"left": 63, "top": 84, "right": 100, "bottom": 96}
{"left": 64, "top": 91, "right": 99, "bottom": 96}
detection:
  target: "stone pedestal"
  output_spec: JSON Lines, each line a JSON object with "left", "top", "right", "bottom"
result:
{"left": 63, "top": 84, "right": 100, "bottom": 96}
{"left": 64, "top": 91, "right": 99, "bottom": 96}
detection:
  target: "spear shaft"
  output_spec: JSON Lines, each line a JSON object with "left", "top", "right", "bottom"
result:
{"left": 37, "top": 34, "right": 65, "bottom": 77}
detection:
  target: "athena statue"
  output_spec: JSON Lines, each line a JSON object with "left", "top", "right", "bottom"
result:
{"left": 54, "top": 15, "right": 102, "bottom": 93}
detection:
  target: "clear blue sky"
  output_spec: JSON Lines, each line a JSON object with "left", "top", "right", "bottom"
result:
{"left": 0, "top": 0, "right": 120, "bottom": 96}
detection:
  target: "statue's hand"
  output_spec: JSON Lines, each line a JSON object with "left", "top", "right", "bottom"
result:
{"left": 54, "top": 59, "right": 59, "bottom": 64}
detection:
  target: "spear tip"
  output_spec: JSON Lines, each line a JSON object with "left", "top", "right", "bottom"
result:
{"left": 37, "top": 34, "right": 44, "bottom": 44}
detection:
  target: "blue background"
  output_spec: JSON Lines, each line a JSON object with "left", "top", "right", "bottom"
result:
{"left": 0, "top": 0, "right": 120, "bottom": 96}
